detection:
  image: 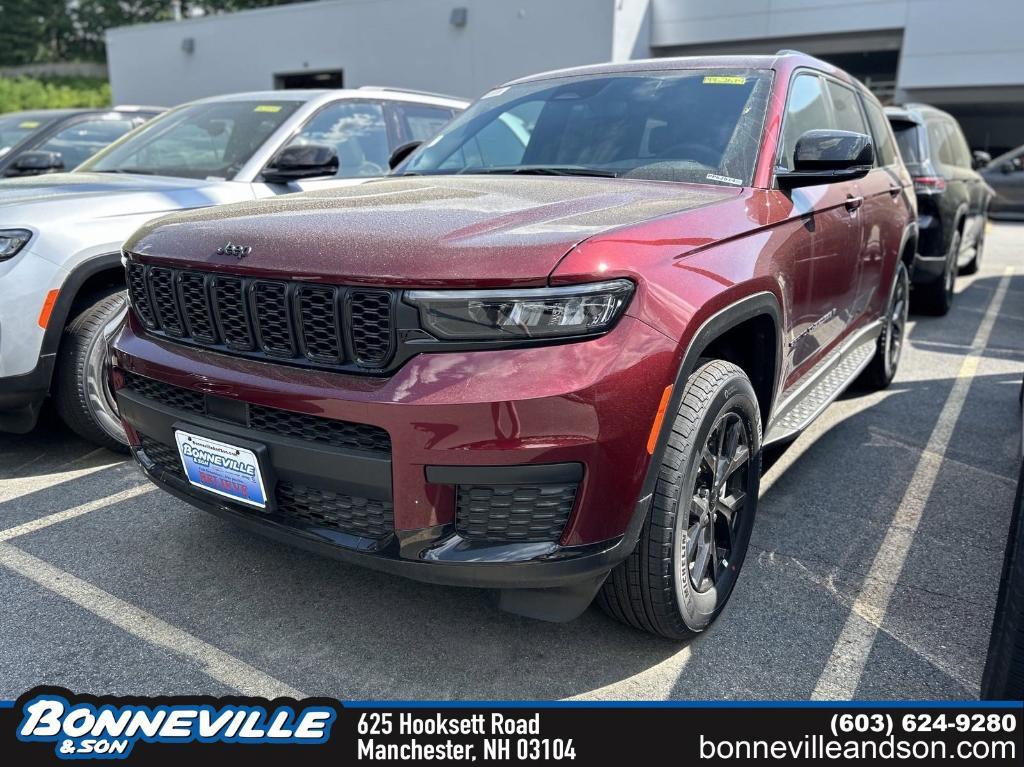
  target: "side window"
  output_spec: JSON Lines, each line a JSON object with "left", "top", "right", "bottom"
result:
{"left": 286, "top": 101, "right": 390, "bottom": 178}
{"left": 38, "top": 119, "right": 135, "bottom": 169}
{"left": 927, "top": 119, "right": 955, "bottom": 166}
{"left": 824, "top": 80, "right": 868, "bottom": 135}
{"left": 393, "top": 104, "right": 455, "bottom": 143}
{"left": 949, "top": 122, "right": 972, "bottom": 168}
{"left": 862, "top": 98, "right": 897, "bottom": 167}
{"left": 779, "top": 74, "right": 830, "bottom": 171}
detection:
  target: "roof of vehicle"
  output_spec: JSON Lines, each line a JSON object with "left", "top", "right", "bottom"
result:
{"left": 503, "top": 51, "right": 850, "bottom": 87}
{"left": 186, "top": 88, "right": 468, "bottom": 110}
{"left": 885, "top": 103, "right": 955, "bottom": 124}
{"left": 0, "top": 106, "right": 164, "bottom": 122}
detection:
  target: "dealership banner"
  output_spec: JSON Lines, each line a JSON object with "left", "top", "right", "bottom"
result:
{"left": 2, "top": 688, "right": 1020, "bottom": 764}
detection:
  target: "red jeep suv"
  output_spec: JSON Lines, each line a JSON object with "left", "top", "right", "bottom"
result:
{"left": 112, "top": 53, "right": 915, "bottom": 639}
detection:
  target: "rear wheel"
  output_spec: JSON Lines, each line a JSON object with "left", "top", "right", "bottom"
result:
{"left": 53, "top": 289, "right": 128, "bottom": 452}
{"left": 598, "top": 360, "right": 761, "bottom": 639}
{"left": 861, "top": 261, "right": 909, "bottom": 390}
{"left": 959, "top": 219, "right": 986, "bottom": 275}
{"left": 915, "top": 228, "right": 960, "bottom": 316}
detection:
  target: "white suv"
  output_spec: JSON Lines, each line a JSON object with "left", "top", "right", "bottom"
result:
{"left": 0, "top": 87, "right": 467, "bottom": 448}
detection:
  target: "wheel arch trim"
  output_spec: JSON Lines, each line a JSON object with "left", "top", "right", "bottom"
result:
{"left": 621, "top": 291, "right": 782, "bottom": 551}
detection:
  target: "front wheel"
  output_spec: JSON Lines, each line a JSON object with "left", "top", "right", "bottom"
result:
{"left": 53, "top": 289, "right": 129, "bottom": 451}
{"left": 598, "top": 360, "right": 761, "bottom": 639}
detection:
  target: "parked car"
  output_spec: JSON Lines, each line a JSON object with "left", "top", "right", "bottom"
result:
{"left": 885, "top": 104, "right": 992, "bottom": 314}
{"left": 981, "top": 144, "right": 1024, "bottom": 220}
{"left": 0, "top": 88, "right": 467, "bottom": 449}
{"left": 0, "top": 106, "right": 163, "bottom": 177}
{"left": 112, "top": 52, "right": 915, "bottom": 638}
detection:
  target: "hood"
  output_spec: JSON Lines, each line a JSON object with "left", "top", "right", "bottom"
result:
{"left": 0, "top": 172, "right": 248, "bottom": 228}
{"left": 126, "top": 176, "right": 739, "bottom": 287}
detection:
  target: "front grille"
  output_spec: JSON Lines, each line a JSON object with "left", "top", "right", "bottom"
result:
{"left": 456, "top": 483, "right": 577, "bottom": 543}
{"left": 123, "top": 372, "right": 205, "bottom": 415}
{"left": 138, "top": 436, "right": 394, "bottom": 541}
{"left": 248, "top": 405, "right": 392, "bottom": 452}
{"left": 126, "top": 261, "right": 396, "bottom": 372}
{"left": 122, "top": 371, "right": 391, "bottom": 454}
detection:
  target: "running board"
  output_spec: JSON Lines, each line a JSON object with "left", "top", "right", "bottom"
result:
{"left": 764, "top": 321, "right": 882, "bottom": 446}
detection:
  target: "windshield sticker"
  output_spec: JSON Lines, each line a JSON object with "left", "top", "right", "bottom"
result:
{"left": 706, "top": 173, "right": 743, "bottom": 186}
{"left": 703, "top": 76, "right": 747, "bottom": 85}
{"left": 254, "top": 105, "right": 282, "bottom": 113}
{"left": 19, "top": 121, "right": 40, "bottom": 128}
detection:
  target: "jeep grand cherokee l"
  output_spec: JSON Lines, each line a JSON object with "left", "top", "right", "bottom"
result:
{"left": 112, "top": 53, "right": 916, "bottom": 638}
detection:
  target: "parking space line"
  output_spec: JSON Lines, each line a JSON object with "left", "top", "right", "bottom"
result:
{"left": 811, "top": 267, "right": 1014, "bottom": 700}
{"left": 0, "top": 460, "right": 124, "bottom": 504}
{"left": 0, "top": 542, "right": 305, "bottom": 698}
{"left": 0, "top": 485, "right": 155, "bottom": 543}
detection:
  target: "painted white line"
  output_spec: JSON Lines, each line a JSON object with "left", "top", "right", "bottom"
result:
{"left": 812, "top": 267, "right": 1014, "bottom": 700}
{"left": 0, "top": 542, "right": 305, "bottom": 698}
{"left": 0, "top": 460, "right": 124, "bottom": 504}
{"left": 0, "top": 484, "right": 155, "bottom": 543}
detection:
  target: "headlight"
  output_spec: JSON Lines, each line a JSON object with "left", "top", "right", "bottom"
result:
{"left": 0, "top": 229, "right": 32, "bottom": 261}
{"left": 405, "top": 279, "right": 634, "bottom": 341}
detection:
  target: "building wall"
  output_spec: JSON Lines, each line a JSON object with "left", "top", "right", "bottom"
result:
{"left": 649, "top": 0, "right": 1024, "bottom": 94}
{"left": 107, "top": 0, "right": 615, "bottom": 106}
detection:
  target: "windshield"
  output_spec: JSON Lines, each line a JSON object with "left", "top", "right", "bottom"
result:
{"left": 79, "top": 100, "right": 301, "bottom": 179}
{"left": 403, "top": 69, "right": 772, "bottom": 186}
{"left": 0, "top": 114, "right": 54, "bottom": 154}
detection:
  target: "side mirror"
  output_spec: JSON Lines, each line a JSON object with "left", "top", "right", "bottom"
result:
{"left": 7, "top": 150, "right": 64, "bottom": 177}
{"left": 262, "top": 144, "right": 338, "bottom": 184}
{"left": 972, "top": 150, "right": 992, "bottom": 170}
{"left": 388, "top": 140, "right": 422, "bottom": 171}
{"left": 776, "top": 130, "right": 873, "bottom": 189}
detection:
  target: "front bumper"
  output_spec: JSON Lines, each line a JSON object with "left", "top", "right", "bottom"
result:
{"left": 112, "top": 311, "right": 677, "bottom": 610}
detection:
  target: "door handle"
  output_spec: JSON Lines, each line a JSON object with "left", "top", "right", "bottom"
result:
{"left": 889, "top": 184, "right": 901, "bottom": 197}
{"left": 845, "top": 194, "right": 863, "bottom": 212}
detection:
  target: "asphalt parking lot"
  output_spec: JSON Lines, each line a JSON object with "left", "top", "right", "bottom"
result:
{"left": 1, "top": 224, "right": 1021, "bottom": 702}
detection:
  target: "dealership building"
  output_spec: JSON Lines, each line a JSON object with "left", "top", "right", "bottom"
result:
{"left": 107, "top": 0, "right": 1024, "bottom": 153}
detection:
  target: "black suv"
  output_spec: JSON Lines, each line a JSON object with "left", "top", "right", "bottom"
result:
{"left": 886, "top": 104, "right": 992, "bottom": 314}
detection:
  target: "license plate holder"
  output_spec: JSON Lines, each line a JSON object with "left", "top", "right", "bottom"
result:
{"left": 174, "top": 425, "right": 272, "bottom": 511}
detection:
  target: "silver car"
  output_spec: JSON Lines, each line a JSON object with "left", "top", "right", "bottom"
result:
{"left": 0, "top": 88, "right": 467, "bottom": 448}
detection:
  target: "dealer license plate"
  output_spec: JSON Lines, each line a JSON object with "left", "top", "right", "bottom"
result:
{"left": 174, "top": 429, "right": 268, "bottom": 509}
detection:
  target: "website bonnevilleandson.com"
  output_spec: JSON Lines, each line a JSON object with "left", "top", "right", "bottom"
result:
{"left": 2, "top": 0, "right": 1024, "bottom": 765}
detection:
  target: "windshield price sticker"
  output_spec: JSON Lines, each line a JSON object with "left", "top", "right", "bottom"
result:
{"left": 356, "top": 711, "right": 576, "bottom": 761}
{"left": 703, "top": 75, "right": 747, "bottom": 85}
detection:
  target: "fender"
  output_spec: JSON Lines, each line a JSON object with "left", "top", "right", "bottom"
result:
{"left": 619, "top": 292, "right": 783, "bottom": 550}
{"left": 39, "top": 251, "right": 124, "bottom": 373}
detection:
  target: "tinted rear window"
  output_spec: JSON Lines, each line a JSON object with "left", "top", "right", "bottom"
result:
{"left": 891, "top": 121, "right": 921, "bottom": 164}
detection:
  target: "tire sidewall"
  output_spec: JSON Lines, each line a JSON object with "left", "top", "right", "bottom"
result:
{"left": 669, "top": 372, "right": 762, "bottom": 631}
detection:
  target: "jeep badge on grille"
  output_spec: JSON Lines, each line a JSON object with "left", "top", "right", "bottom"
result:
{"left": 216, "top": 242, "right": 252, "bottom": 259}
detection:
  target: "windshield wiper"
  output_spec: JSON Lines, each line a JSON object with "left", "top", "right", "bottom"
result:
{"left": 457, "top": 165, "right": 618, "bottom": 178}
{"left": 93, "top": 168, "right": 159, "bottom": 175}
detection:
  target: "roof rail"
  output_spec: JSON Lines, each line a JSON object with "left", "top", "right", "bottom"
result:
{"left": 358, "top": 85, "right": 462, "bottom": 100}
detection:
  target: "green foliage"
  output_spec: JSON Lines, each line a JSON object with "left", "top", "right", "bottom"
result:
{"left": 0, "top": 76, "right": 111, "bottom": 113}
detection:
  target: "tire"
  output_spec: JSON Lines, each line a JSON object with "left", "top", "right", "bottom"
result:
{"left": 959, "top": 219, "right": 985, "bottom": 276}
{"left": 53, "top": 289, "right": 129, "bottom": 452}
{"left": 860, "top": 261, "right": 909, "bottom": 390}
{"left": 598, "top": 360, "right": 762, "bottom": 639}
{"left": 915, "top": 228, "right": 960, "bottom": 316}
